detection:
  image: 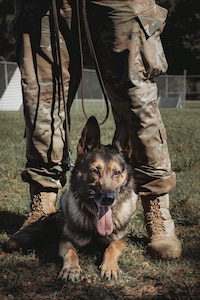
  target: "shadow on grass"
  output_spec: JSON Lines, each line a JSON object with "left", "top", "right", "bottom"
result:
{"left": 0, "top": 210, "right": 25, "bottom": 235}
{"left": 0, "top": 211, "right": 63, "bottom": 262}
{"left": 128, "top": 234, "right": 149, "bottom": 248}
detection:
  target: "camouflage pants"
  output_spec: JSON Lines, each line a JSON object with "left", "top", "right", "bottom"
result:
{"left": 17, "top": 1, "right": 75, "bottom": 189}
{"left": 84, "top": 0, "right": 176, "bottom": 195}
{"left": 17, "top": 0, "right": 176, "bottom": 195}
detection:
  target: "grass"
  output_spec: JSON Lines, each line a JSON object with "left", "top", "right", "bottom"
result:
{"left": 0, "top": 104, "right": 200, "bottom": 300}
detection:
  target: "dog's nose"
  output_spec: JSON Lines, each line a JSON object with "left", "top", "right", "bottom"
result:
{"left": 100, "top": 192, "right": 115, "bottom": 206}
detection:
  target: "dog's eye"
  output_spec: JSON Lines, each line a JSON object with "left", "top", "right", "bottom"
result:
{"left": 113, "top": 170, "right": 121, "bottom": 177}
{"left": 90, "top": 167, "right": 99, "bottom": 175}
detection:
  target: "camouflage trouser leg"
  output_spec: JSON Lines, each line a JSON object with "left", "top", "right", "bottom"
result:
{"left": 17, "top": 2, "right": 73, "bottom": 189}
{"left": 86, "top": 0, "right": 176, "bottom": 195}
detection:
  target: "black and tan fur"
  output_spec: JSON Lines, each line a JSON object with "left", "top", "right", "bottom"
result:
{"left": 58, "top": 116, "right": 138, "bottom": 281}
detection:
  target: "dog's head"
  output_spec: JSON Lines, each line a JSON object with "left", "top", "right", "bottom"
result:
{"left": 71, "top": 116, "right": 133, "bottom": 236}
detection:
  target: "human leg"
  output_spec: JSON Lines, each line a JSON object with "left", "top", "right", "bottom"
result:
{"left": 85, "top": 0, "right": 181, "bottom": 258}
{"left": 7, "top": 1, "right": 73, "bottom": 250}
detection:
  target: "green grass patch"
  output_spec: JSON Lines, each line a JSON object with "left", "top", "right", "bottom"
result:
{"left": 0, "top": 106, "right": 200, "bottom": 299}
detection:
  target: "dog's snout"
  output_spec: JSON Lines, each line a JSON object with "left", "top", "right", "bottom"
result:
{"left": 100, "top": 192, "right": 115, "bottom": 206}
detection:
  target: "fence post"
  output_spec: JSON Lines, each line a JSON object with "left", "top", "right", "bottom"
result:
{"left": 183, "top": 69, "right": 187, "bottom": 105}
{"left": 0, "top": 57, "right": 8, "bottom": 88}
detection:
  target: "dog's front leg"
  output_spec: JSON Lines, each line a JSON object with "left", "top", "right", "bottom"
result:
{"left": 58, "top": 240, "right": 81, "bottom": 282}
{"left": 100, "top": 238, "right": 126, "bottom": 280}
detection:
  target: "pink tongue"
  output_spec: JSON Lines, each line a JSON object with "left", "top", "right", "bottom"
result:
{"left": 97, "top": 206, "right": 113, "bottom": 236}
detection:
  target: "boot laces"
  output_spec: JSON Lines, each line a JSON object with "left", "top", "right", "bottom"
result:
{"left": 146, "top": 198, "right": 166, "bottom": 235}
{"left": 22, "top": 194, "right": 47, "bottom": 228}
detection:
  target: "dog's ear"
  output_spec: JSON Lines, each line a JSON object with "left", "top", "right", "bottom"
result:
{"left": 112, "top": 120, "right": 131, "bottom": 158}
{"left": 77, "top": 116, "right": 101, "bottom": 154}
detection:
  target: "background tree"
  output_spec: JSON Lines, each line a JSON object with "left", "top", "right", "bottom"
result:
{"left": 0, "top": 0, "right": 15, "bottom": 61}
{"left": 158, "top": 0, "right": 200, "bottom": 74}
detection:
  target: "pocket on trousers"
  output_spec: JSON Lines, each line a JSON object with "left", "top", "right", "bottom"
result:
{"left": 137, "top": 4, "right": 168, "bottom": 37}
{"left": 135, "top": 5, "right": 168, "bottom": 79}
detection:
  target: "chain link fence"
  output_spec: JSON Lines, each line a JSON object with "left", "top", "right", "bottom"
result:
{"left": 1, "top": 60, "right": 200, "bottom": 109}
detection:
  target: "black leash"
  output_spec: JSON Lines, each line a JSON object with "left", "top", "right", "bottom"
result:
{"left": 51, "top": 0, "right": 72, "bottom": 169}
{"left": 81, "top": 0, "right": 109, "bottom": 125}
{"left": 75, "top": 0, "right": 88, "bottom": 121}
{"left": 51, "top": 0, "right": 109, "bottom": 143}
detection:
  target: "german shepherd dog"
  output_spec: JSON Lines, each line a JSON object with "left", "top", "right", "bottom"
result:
{"left": 58, "top": 116, "right": 138, "bottom": 282}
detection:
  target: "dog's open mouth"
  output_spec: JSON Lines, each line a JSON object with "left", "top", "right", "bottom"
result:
{"left": 96, "top": 205, "right": 113, "bottom": 236}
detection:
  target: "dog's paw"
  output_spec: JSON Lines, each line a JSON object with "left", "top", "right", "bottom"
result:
{"left": 100, "top": 262, "right": 122, "bottom": 280}
{"left": 58, "top": 263, "right": 81, "bottom": 282}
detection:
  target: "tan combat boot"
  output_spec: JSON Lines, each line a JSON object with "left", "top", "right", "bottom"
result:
{"left": 6, "top": 185, "right": 57, "bottom": 251}
{"left": 141, "top": 194, "right": 182, "bottom": 260}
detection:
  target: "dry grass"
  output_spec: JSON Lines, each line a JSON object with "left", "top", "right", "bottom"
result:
{"left": 0, "top": 105, "right": 200, "bottom": 299}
